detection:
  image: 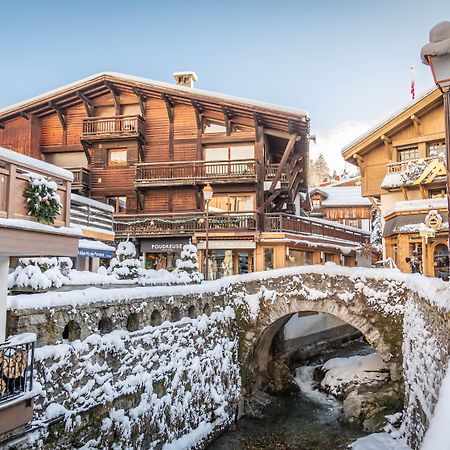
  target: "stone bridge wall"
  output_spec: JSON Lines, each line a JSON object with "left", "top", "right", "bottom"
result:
{"left": 6, "top": 266, "right": 450, "bottom": 449}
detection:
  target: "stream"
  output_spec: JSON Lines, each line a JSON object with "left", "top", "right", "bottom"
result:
{"left": 209, "top": 340, "right": 374, "bottom": 450}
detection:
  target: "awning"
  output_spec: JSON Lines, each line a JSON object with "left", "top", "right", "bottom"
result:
{"left": 78, "top": 239, "right": 115, "bottom": 259}
{"left": 383, "top": 212, "right": 449, "bottom": 237}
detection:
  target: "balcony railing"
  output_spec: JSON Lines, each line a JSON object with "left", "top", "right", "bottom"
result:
{"left": 264, "top": 213, "right": 369, "bottom": 244}
{"left": 82, "top": 115, "right": 145, "bottom": 140}
{"left": 70, "top": 194, "right": 114, "bottom": 233}
{"left": 0, "top": 334, "right": 35, "bottom": 406}
{"left": 135, "top": 159, "right": 257, "bottom": 186}
{"left": 65, "top": 167, "right": 91, "bottom": 193}
{"left": 386, "top": 157, "right": 434, "bottom": 173}
{"left": 264, "top": 164, "right": 290, "bottom": 184}
{"left": 114, "top": 211, "right": 258, "bottom": 238}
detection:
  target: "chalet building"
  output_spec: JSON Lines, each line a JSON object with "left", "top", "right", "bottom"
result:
{"left": 342, "top": 88, "right": 449, "bottom": 279}
{"left": 0, "top": 72, "right": 369, "bottom": 278}
{"left": 0, "top": 147, "right": 80, "bottom": 438}
{"left": 309, "top": 178, "right": 373, "bottom": 231}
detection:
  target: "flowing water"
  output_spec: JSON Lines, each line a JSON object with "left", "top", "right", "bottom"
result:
{"left": 208, "top": 340, "right": 373, "bottom": 450}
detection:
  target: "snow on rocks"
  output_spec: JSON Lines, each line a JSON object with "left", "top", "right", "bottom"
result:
{"left": 351, "top": 432, "right": 411, "bottom": 450}
{"left": 29, "top": 307, "right": 240, "bottom": 449}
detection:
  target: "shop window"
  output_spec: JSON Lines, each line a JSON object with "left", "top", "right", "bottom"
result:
{"left": 108, "top": 148, "right": 128, "bottom": 166}
{"left": 324, "top": 253, "right": 334, "bottom": 263}
{"left": 106, "top": 196, "right": 127, "bottom": 213}
{"left": 264, "top": 248, "right": 274, "bottom": 270}
{"left": 303, "top": 251, "right": 313, "bottom": 265}
{"left": 434, "top": 244, "right": 449, "bottom": 281}
{"left": 397, "top": 145, "right": 418, "bottom": 162}
{"left": 209, "top": 194, "right": 255, "bottom": 212}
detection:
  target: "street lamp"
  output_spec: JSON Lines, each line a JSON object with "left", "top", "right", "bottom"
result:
{"left": 202, "top": 184, "right": 214, "bottom": 280}
{"left": 422, "top": 21, "right": 450, "bottom": 272}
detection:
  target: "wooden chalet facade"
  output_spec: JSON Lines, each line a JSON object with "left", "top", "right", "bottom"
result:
{"left": 343, "top": 88, "right": 449, "bottom": 279}
{"left": 0, "top": 72, "right": 369, "bottom": 278}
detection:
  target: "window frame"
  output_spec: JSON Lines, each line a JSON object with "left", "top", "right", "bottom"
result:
{"left": 107, "top": 148, "right": 128, "bottom": 167}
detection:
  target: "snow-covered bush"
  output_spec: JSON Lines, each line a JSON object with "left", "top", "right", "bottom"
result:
{"left": 400, "top": 159, "right": 428, "bottom": 183}
{"left": 173, "top": 243, "right": 204, "bottom": 284}
{"left": 108, "top": 240, "right": 143, "bottom": 280}
{"left": 370, "top": 210, "right": 382, "bottom": 254}
{"left": 23, "top": 176, "right": 61, "bottom": 224}
{"left": 8, "top": 257, "right": 69, "bottom": 291}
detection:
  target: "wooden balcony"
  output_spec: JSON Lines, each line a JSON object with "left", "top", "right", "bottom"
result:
{"left": 386, "top": 157, "right": 433, "bottom": 173}
{"left": 81, "top": 115, "right": 145, "bottom": 142}
{"left": 70, "top": 194, "right": 114, "bottom": 237}
{"left": 264, "top": 213, "right": 370, "bottom": 244}
{"left": 135, "top": 159, "right": 257, "bottom": 187}
{"left": 264, "top": 163, "right": 290, "bottom": 185}
{"left": 114, "top": 211, "right": 258, "bottom": 238}
{"left": 65, "top": 167, "right": 90, "bottom": 194}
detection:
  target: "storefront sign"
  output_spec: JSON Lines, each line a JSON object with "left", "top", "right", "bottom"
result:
{"left": 420, "top": 230, "right": 435, "bottom": 238}
{"left": 78, "top": 248, "right": 114, "bottom": 259}
{"left": 141, "top": 238, "right": 190, "bottom": 253}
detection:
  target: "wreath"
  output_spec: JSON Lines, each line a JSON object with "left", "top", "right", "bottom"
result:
{"left": 23, "top": 176, "right": 61, "bottom": 224}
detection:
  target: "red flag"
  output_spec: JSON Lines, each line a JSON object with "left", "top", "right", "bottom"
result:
{"left": 410, "top": 66, "right": 415, "bottom": 100}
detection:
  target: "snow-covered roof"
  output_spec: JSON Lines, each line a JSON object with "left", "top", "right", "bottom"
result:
{"left": 0, "top": 72, "right": 309, "bottom": 120}
{"left": 71, "top": 193, "right": 114, "bottom": 213}
{"left": 0, "top": 146, "right": 73, "bottom": 181}
{"left": 341, "top": 87, "right": 438, "bottom": 156}
{"left": 329, "top": 176, "right": 361, "bottom": 187}
{"left": 315, "top": 186, "right": 372, "bottom": 207}
{"left": 385, "top": 198, "right": 448, "bottom": 216}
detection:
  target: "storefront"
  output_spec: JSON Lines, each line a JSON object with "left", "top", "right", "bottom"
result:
{"left": 196, "top": 240, "right": 255, "bottom": 280}
{"left": 140, "top": 238, "right": 191, "bottom": 270}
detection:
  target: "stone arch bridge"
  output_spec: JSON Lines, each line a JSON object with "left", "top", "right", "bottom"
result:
{"left": 6, "top": 265, "right": 450, "bottom": 449}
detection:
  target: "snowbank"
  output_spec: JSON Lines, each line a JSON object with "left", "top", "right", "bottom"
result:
{"left": 351, "top": 432, "right": 411, "bottom": 450}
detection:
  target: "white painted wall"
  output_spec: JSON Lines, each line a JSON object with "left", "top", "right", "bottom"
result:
{"left": 283, "top": 312, "right": 347, "bottom": 341}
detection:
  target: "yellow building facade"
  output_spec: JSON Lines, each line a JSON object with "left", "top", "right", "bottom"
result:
{"left": 343, "top": 88, "right": 449, "bottom": 279}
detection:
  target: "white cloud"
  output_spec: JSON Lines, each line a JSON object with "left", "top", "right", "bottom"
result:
{"left": 310, "top": 121, "right": 373, "bottom": 174}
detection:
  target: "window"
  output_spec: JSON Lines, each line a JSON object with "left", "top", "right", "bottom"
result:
{"left": 429, "top": 188, "right": 446, "bottom": 198}
{"left": 108, "top": 149, "right": 127, "bottom": 166}
{"left": 427, "top": 141, "right": 446, "bottom": 157}
{"left": 324, "top": 253, "right": 334, "bottom": 263}
{"left": 264, "top": 248, "right": 274, "bottom": 270}
{"left": 209, "top": 194, "right": 255, "bottom": 212}
{"left": 203, "top": 120, "right": 227, "bottom": 134}
{"left": 312, "top": 198, "right": 322, "bottom": 208}
{"left": 106, "top": 196, "right": 127, "bottom": 213}
{"left": 204, "top": 144, "right": 255, "bottom": 162}
{"left": 397, "top": 145, "right": 419, "bottom": 162}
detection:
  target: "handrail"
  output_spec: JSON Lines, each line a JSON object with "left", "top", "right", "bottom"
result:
{"left": 386, "top": 157, "right": 434, "bottom": 173}
{"left": 82, "top": 115, "right": 145, "bottom": 137}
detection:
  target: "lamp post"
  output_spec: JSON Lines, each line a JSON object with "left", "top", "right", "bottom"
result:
{"left": 421, "top": 21, "right": 450, "bottom": 274}
{"left": 202, "top": 184, "right": 214, "bottom": 280}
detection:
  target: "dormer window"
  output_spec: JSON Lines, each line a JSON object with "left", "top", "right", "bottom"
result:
{"left": 312, "top": 198, "right": 322, "bottom": 208}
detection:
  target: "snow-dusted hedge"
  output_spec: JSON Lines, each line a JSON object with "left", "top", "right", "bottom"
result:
{"left": 28, "top": 307, "right": 240, "bottom": 449}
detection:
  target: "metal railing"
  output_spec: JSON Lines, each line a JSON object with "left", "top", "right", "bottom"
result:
{"left": 135, "top": 159, "right": 257, "bottom": 185}
{"left": 82, "top": 115, "right": 145, "bottom": 139}
{"left": 70, "top": 195, "right": 114, "bottom": 233}
{"left": 264, "top": 213, "right": 369, "bottom": 243}
{"left": 0, "top": 334, "right": 35, "bottom": 405}
{"left": 114, "top": 211, "right": 258, "bottom": 238}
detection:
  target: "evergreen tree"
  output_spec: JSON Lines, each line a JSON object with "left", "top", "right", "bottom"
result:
{"left": 174, "top": 243, "right": 204, "bottom": 284}
{"left": 108, "top": 240, "right": 143, "bottom": 280}
{"left": 370, "top": 210, "right": 382, "bottom": 254}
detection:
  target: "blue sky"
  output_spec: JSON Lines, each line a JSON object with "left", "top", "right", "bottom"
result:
{"left": 1, "top": 0, "right": 449, "bottom": 169}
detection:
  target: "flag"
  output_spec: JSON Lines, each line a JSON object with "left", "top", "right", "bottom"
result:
{"left": 410, "top": 66, "right": 415, "bottom": 100}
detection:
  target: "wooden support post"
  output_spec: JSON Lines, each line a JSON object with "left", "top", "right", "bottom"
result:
{"left": 76, "top": 91, "right": 94, "bottom": 116}
{"left": 367, "top": 196, "right": 381, "bottom": 213}
{"left": 354, "top": 154, "right": 365, "bottom": 177}
{"left": 82, "top": 142, "right": 92, "bottom": 164}
{"left": 7, "top": 164, "right": 16, "bottom": 218}
{"left": 64, "top": 181, "right": 71, "bottom": 226}
{"left": 0, "top": 256, "right": 8, "bottom": 342}
{"left": 48, "top": 101, "right": 67, "bottom": 131}
{"left": 132, "top": 87, "right": 147, "bottom": 117}
{"left": 191, "top": 100, "right": 203, "bottom": 159}
{"left": 268, "top": 134, "right": 298, "bottom": 194}
{"left": 19, "top": 111, "right": 30, "bottom": 120}
{"left": 105, "top": 81, "right": 120, "bottom": 115}
{"left": 161, "top": 94, "right": 174, "bottom": 160}
{"left": 381, "top": 135, "right": 393, "bottom": 159}
{"left": 255, "top": 124, "right": 265, "bottom": 230}
{"left": 410, "top": 114, "right": 421, "bottom": 135}
{"left": 221, "top": 106, "right": 232, "bottom": 135}
{"left": 263, "top": 189, "right": 282, "bottom": 209}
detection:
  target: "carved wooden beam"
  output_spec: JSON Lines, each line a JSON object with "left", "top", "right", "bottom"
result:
{"left": 410, "top": 114, "right": 421, "bottom": 135}
{"left": 381, "top": 135, "right": 393, "bottom": 159}
{"left": 0, "top": 123, "right": 4, "bottom": 129}
{"left": 263, "top": 189, "right": 283, "bottom": 209}
{"left": 265, "top": 128, "right": 302, "bottom": 141}
{"left": 221, "top": 106, "right": 232, "bottom": 135}
{"left": 354, "top": 154, "right": 365, "bottom": 177}
{"left": 191, "top": 99, "right": 203, "bottom": 130}
{"left": 48, "top": 101, "right": 67, "bottom": 130}
{"left": 19, "top": 111, "right": 30, "bottom": 120}
{"left": 161, "top": 93, "right": 174, "bottom": 123}
{"left": 82, "top": 142, "right": 92, "bottom": 164}
{"left": 268, "top": 133, "right": 298, "bottom": 194}
{"left": 253, "top": 112, "right": 263, "bottom": 142}
{"left": 132, "top": 87, "right": 147, "bottom": 117}
{"left": 76, "top": 91, "right": 94, "bottom": 117}
{"left": 367, "top": 196, "right": 381, "bottom": 213}
{"left": 104, "top": 81, "right": 120, "bottom": 115}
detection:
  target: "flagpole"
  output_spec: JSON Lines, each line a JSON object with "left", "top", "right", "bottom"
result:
{"left": 410, "top": 65, "right": 415, "bottom": 100}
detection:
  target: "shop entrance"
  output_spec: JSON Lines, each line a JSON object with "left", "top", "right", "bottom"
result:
{"left": 207, "top": 250, "right": 253, "bottom": 280}
{"left": 434, "top": 243, "right": 449, "bottom": 281}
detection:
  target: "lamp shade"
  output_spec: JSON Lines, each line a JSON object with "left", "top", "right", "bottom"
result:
{"left": 421, "top": 21, "right": 450, "bottom": 91}
{"left": 202, "top": 183, "right": 214, "bottom": 201}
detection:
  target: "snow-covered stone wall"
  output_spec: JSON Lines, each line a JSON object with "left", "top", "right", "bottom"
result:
{"left": 25, "top": 307, "right": 240, "bottom": 449}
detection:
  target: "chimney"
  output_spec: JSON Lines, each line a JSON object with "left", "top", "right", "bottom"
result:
{"left": 173, "top": 71, "right": 198, "bottom": 88}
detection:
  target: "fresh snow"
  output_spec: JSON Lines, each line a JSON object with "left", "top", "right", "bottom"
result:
{"left": 318, "top": 186, "right": 372, "bottom": 207}
{"left": 71, "top": 193, "right": 115, "bottom": 213}
{"left": 421, "top": 361, "right": 450, "bottom": 450}
{"left": 0, "top": 218, "right": 81, "bottom": 236}
{"left": 0, "top": 146, "right": 72, "bottom": 180}
{"left": 78, "top": 240, "right": 115, "bottom": 252}
{"left": 385, "top": 198, "right": 447, "bottom": 216}
{"left": 351, "top": 432, "right": 411, "bottom": 450}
